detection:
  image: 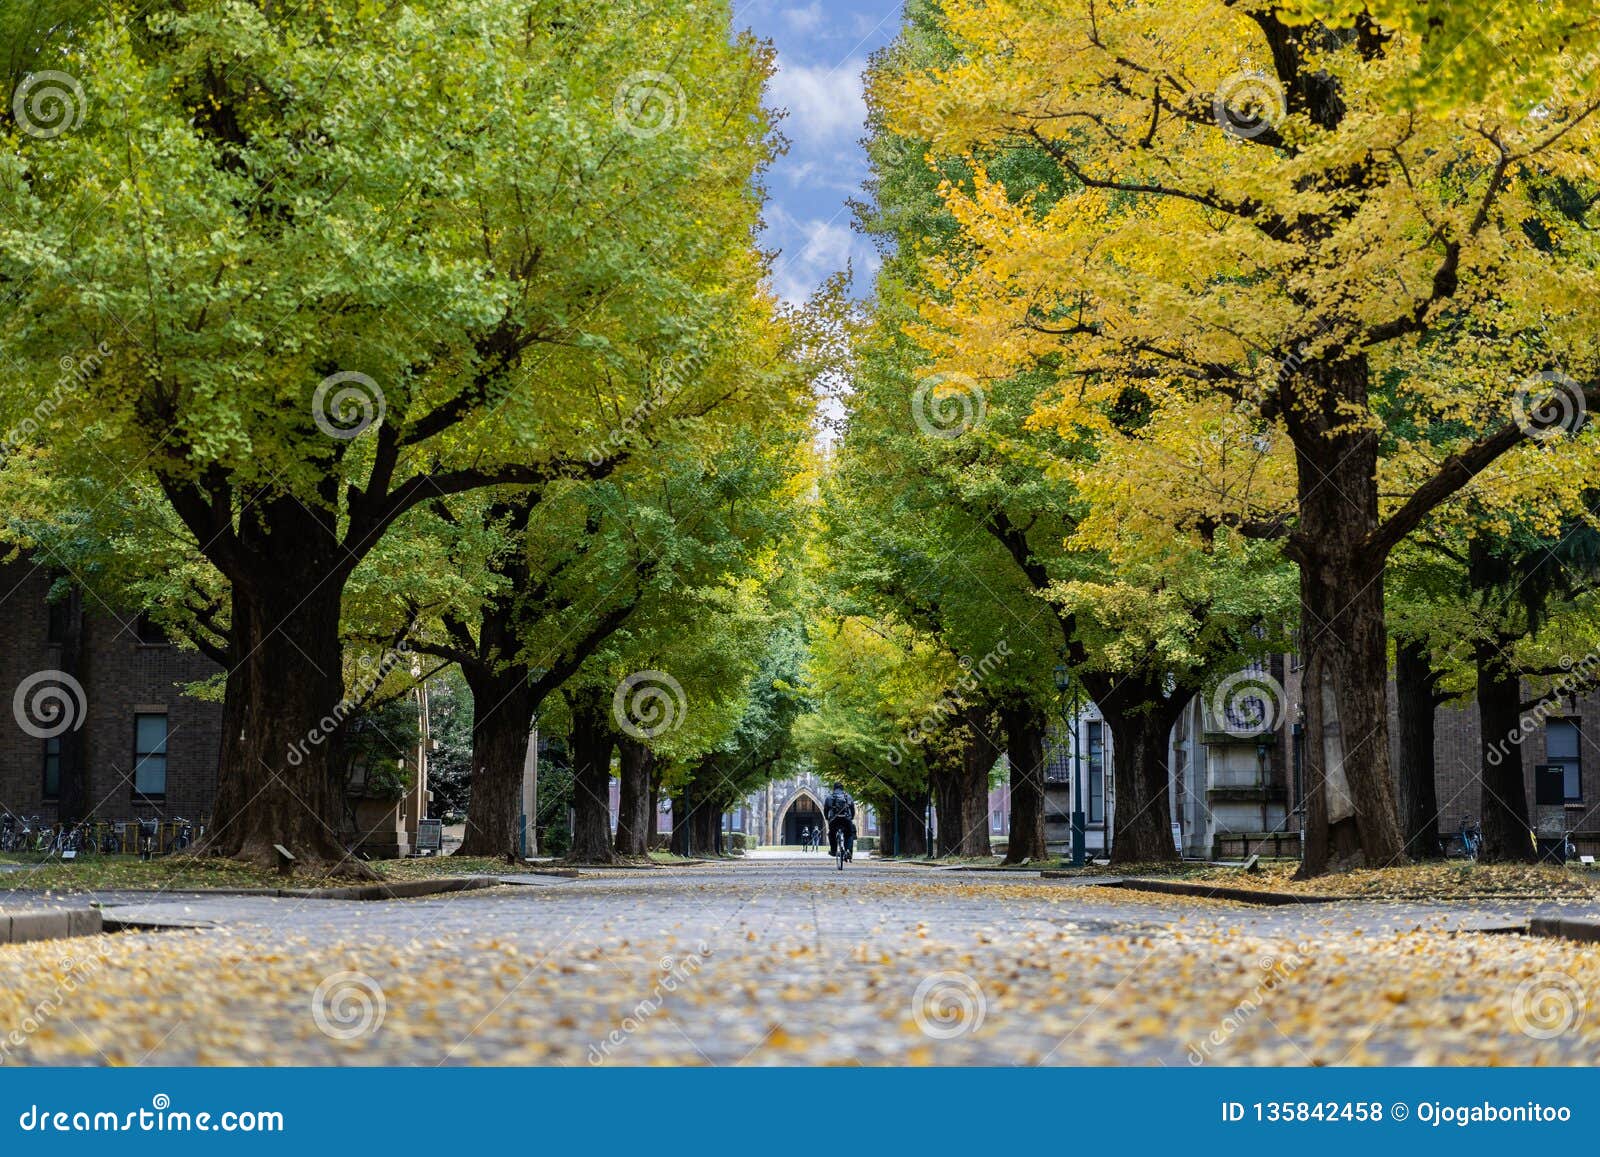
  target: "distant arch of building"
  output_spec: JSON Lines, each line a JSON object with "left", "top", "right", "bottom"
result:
{"left": 773, "top": 787, "right": 824, "bottom": 845}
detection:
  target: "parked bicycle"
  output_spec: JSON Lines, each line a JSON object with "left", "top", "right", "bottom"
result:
{"left": 55, "top": 825, "right": 86, "bottom": 857}
{"left": 1457, "top": 816, "right": 1482, "bottom": 861}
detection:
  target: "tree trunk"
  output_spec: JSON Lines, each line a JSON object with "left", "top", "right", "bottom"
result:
{"left": 567, "top": 686, "right": 617, "bottom": 864}
{"left": 178, "top": 489, "right": 371, "bottom": 875}
{"left": 456, "top": 664, "right": 533, "bottom": 858}
{"left": 614, "top": 734, "right": 654, "bottom": 857}
{"left": 929, "top": 757, "right": 963, "bottom": 857}
{"left": 1476, "top": 642, "right": 1536, "bottom": 863}
{"left": 204, "top": 585, "right": 252, "bottom": 846}
{"left": 669, "top": 783, "right": 693, "bottom": 856}
{"left": 874, "top": 793, "right": 926, "bottom": 857}
{"left": 205, "top": 581, "right": 360, "bottom": 872}
{"left": 1395, "top": 637, "right": 1444, "bottom": 859}
{"left": 1000, "top": 700, "right": 1049, "bottom": 863}
{"left": 956, "top": 704, "right": 997, "bottom": 857}
{"left": 1103, "top": 691, "right": 1184, "bottom": 866}
{"left": 647, "top": 766, "right": 661, "bottom": 846}
{"left": 695, "top": 793, "right": 723, "bottom": 857}
{"left": 1292, "top": 356, "right": 1406, "bottom": 876}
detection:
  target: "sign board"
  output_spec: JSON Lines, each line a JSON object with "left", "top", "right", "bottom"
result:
{"left": 61, "top": 849, "right": 76, "bottom": 860}
{"left": 1534, "top": 763, "right": 1566, "bottom": 807}
{"left": 416, "top": 819, "right": 443, "bottom": 854}
{"left": 1171, "top": 822, "right": 1183, "bottom": 853}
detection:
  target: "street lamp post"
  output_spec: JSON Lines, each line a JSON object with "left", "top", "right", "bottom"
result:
{"left": 1054, "top": 664, "right": 1087, "bottom": 868}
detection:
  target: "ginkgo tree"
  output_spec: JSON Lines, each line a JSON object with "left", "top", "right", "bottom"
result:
{"left": 882, "top": 0, "right": 1600, "bottom": 874}
{"left": 796, "top": 613, "right": 951, "bottom": 857}
{"left": 829, "top": 1, "right": 1296, "bottom": 865}
{"left": 0, "top": 0, "right": 781, "bottom": 869}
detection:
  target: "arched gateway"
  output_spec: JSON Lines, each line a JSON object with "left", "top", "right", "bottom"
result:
{"left": 774, "top": 789, "right": 824, "bottom": 845}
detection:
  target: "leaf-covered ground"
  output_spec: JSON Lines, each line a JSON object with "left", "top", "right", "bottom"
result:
{"left": 1181, "top": 861, "right": 1600, "bottom": 900}
{"left": 1030, "top": 858, "right": 1600, "bottom": 900}
{"left": 1, "top": 857, "right": 1595, "bottom": 1066}
{"left": 0, "top": 852, "right": 699, "bottom": 895}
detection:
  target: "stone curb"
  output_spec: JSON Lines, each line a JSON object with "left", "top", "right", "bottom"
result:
{"left": 1529, "top": 916, "right": 1600, "bottom": 942}
{"left": 0, "top": 906, "right": 103, "bottom": 944}
{"left": 1050, "top": 876, "right": 1342, "bottom": 906}
{"left": 277, "top": 875, "right": 505, "bottom": 900}
{"left": 82, "top": 876, "right": 511, "bottom": 902}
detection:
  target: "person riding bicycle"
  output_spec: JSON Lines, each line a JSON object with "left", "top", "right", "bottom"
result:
{"left": 823, "top": 783, "right": 855, "bottom": 859}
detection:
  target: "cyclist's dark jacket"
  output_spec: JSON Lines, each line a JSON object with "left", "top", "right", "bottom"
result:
{"left": 823, "top": 789, "right": 854, "bottom": 822}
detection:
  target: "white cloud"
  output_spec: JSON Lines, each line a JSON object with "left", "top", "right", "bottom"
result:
{"left": 767, "top": 208, "right": 880, "bottom": 305}
{"left": 767, "top": 56, "right": 868, "bottom": 146}
{"left": 782, "top": 3, "right": 826, "bottom": 34}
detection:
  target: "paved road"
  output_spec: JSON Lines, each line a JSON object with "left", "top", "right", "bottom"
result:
{"left": 2, "top": 858, "right": 1597, "bottom": 1066}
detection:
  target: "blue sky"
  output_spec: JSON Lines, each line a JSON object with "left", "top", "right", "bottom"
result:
{"left": 734, "top": 0, "right": 904, "bottom": 303}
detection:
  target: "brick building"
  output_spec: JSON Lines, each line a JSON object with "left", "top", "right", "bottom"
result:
{"left": 0, "top": 560, "right": 223, "bottom": 827}
{"left": 0, "top": 559, "right": 431, "bottom": 855}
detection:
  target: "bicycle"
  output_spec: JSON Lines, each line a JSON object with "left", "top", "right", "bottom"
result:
{"left": 55, "top": 825, "right": 85, "bottom": 859}
{"left": 1457, "top": 817, "right": 1481, "bottom": 861}
{"left": 834, "top": 824, "right": 853, "bottom": 870}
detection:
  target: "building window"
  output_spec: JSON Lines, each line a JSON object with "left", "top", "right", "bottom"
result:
{"left": 133, "top": 713, "right": 169, "bottom": 798}
{"left": 134, "top": 613, "right": 169, "bottom": 646}
{"left": 43, "top": 737, "right": 61, "bottom": 799}
{"left": 46, "top": 598, "right": 70, "bottom": 645}
{"left": 1087, "top": 721, "right": 1105, "bottom": 824}
{"left": 1548, "top": 719, "right": 1581, "bottom": 802}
